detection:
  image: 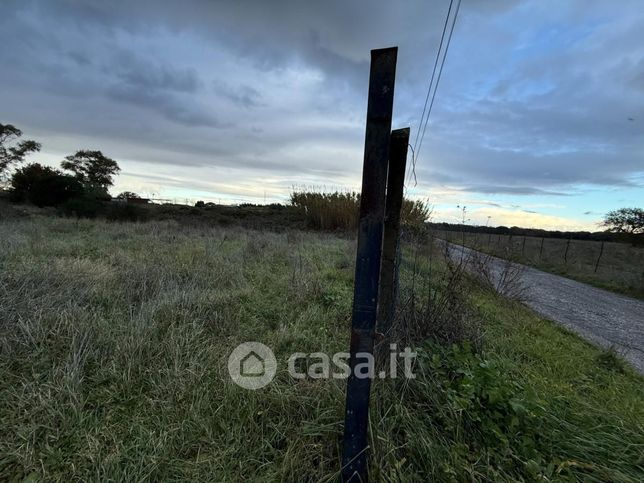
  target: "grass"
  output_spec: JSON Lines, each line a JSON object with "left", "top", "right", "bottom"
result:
{"left": 0, "top": 216, "right": 642, "bottom": 481}
{"left": 438, "top": 229, "right": 644, "bottom": 299}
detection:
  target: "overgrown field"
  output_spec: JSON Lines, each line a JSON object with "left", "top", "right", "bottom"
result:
{"left": 438, "top": 229, "right": 644, "bottom": 299}
{"left": 0, "top": 217, "right": 642, "bottom": 481}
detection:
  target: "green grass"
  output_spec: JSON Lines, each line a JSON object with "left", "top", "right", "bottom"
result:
{"left": 439, "top": 230, "right": 644, "bottom": 299}
{"left": 0, "top": 217, "right": 642, "bottom": 481}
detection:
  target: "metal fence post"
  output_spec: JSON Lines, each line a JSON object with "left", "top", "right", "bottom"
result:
{"left": 377, "top": 127, "right": 410, "bottom": 338}
{"left": 341, "top": 46, "right": 397, "bottom": 483}
{"left": 594, "top": 240, "right": 605, "bottom": 273}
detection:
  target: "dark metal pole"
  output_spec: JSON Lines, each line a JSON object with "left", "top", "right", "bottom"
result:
{"left": 342, "top": 46, "right": 397, "bottom": 483}
{"left": 377, "top": 127, "right": 410, "bottom": 337}
{"left": 564, "top": 237, "right": 571, "bottom": 264}
{"left": 594, "top": 240, "right": 605, "bottom": 273}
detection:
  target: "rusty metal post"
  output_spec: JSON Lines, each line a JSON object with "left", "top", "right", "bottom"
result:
{"left": 341, "top": 46, "right": 397, "bottom": 483}
{"left": 377, "top": 127, "right": 410, "bottom": 337}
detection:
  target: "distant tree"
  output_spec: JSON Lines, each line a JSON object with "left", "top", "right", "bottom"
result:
{"left": 602, "top": 208, "right": 644, "bottom": 234}
{"left": 117, "top": 191, "right": 141, "bottom": 200}
{"left": 0, "top": 123, "right": 41, "bottom": 178}
{"left": 61, "top": 150, "right": 120, "bottom": 193}
{"left": 10, "top": 163, "right": 83, "bottom": 206}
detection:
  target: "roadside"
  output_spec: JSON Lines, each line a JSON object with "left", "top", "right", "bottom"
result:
{"left": 436, "top": 229, "right": 644, "bottom": 300}
{"left": 446, "top": 242, "right": 644, "bottom": 374}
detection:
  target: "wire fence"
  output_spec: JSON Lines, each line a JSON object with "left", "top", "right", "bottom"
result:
{"left": 436, "top": 229, "right": 644, "bottom": 298}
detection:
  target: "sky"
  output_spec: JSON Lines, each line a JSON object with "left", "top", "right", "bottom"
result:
{"left": 1, "top": 0, "right": 642, "bottom": 230}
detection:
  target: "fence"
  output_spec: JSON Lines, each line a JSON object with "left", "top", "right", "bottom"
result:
{"left": 436, "top": 229, "right": 644, "bottom": 298}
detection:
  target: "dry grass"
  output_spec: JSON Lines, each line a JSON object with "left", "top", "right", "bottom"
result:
{"left": 290, "top": 190, "right": 430, "bottom": 231}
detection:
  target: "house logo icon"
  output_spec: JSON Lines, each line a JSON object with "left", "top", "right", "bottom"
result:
{"left": 240, "top": 350, "right": 266, "bottom": 377}
{"left": 228, "top": 342, "right": 277, "bottom": 389}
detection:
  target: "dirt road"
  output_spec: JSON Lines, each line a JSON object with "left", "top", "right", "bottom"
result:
{"left": 447, "top": 243, "right": 644, "bottom": 374}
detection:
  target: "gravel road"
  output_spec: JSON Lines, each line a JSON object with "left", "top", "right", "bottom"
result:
{"left": 447, "top": 243, "right": 644, "bottom": 374}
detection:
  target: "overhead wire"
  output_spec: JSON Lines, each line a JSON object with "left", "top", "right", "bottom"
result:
{"left": 406, "top": 0, "right": 462, "bottom": 189}
{"left": 415, "top": 0, "right": 462, "bottom": 160}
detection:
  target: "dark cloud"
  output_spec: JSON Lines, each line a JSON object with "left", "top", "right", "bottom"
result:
{"left": 105, "top": 83, "right": 222, "bottom": 127}
{"left": 0, "top": 0, "right": 642, "bottom": 204}
{"left": 213, "top": 81, "right": 263, "bottom": 108}
{"left": 110, "top": 51, "right": 201, "bottom": 94}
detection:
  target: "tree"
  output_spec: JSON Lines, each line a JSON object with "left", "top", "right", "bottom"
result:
{"left": 0, "top": 123, "right": 41, "bottom": 178}
{"left": 10, "top": 163, "right": 83, "bottom": 206}
{"left": 61, "top": 150, "right": 120, "bottom": 192}
{"left": 601, "top": 207, "right": 644, "bottom": 234}
{"left": 116, "top": 191, "right": 141, "bottom": 200}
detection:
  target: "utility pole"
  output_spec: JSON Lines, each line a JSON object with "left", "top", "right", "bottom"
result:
{"left": 342, "top": 47, "right": 397, "bottom": 483}
{"left": 377, "top": 127, "right": 410, "bottom": 337}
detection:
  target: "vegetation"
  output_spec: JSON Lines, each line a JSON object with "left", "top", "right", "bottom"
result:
{"left": 439, "top": 230, "right": 644, "bottom": 299}
{"left": 0, "top": 123, "right": 41, "bottom": 178}
{"left": 4, "top": 135, "right": 123, "bottom": 218}
{"left": 10, "top": 163, "right": 83, "bottom": 206}
{"left": 602, "top": 207, "right": 644, "bottom": 242}
{"left": 290, "top": 189, "right": 430, "bottom": 230}
{"left": 0, "top": 215, "right": 641, "bottom": 481}
{"left": 116, "top": 191, "right": 142, "bottom": 200}
{"left": 61, "top": 150, "right": 120, "bottom": 196}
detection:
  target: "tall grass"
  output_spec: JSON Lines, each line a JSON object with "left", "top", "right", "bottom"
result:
{"left": 290, "top": 189, "right": 430, "bottom": 231}
{"left": 0, "top": 217, "right": 642, "bottom": 481}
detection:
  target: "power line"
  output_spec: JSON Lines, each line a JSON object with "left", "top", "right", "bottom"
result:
{"left": 407, "top": 0, "right": 462, "bottom": 188}
{"left": 407, "top": 0, "right": 454, "bottom": 190}
{"left": 416, "top": 0, "right": 461, "bottom": 159}
{"left": 412, "top": 0, "right": 454, "bottom": 156}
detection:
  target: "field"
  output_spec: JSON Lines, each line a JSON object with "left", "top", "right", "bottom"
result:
{"left": 1, "top": 215, "right": 643, "bottom": 481}
{"left": 438, "top": 230, "right": 644, "bottom": 299}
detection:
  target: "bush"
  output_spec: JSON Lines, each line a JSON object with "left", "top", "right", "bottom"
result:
{"left": 10, "top": 163, "right": 83, "bottom": 206}
{"left": 105, "top": 203, "right": 147, "bottom": 222}
{"left": 411, "top": 342, "right": 545, "bottom": 479}
{"left": 291, "top": 190, "right": 430, "bottom": 231}
{"left": 57, "top": 196, "right": 105, "bottom": 218}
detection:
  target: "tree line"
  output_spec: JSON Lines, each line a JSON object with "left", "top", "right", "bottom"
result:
{"left": 0, "top": 123, "right": 127, "bottom": 216}
{"left": 1, "top": 122, "right": 642, "bottom": 236}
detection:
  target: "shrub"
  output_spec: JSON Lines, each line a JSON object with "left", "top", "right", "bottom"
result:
{"left": 413, "top": 342, "right": 545, "bottom": 478}
{"left": 57, "top": 196, "right": 105, "bottom": 218}
{"left": 105, "top": 203, "right": 147, "bottom": 222}
{"left": 10, "top": 163, "right": 83, "bottom": 206}
{"left": 290, "top": 190, "right": 430, "bottom": 231}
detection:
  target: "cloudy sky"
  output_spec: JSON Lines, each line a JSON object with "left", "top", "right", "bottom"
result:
{"left": 1, "top": 0, "right": 642, "bottom": 229}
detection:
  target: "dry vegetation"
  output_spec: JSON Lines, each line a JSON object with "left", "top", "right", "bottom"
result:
{"left": 290, "top": 190, "right": 430, "bottom": 230}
